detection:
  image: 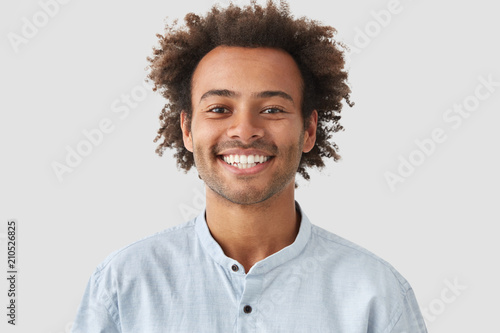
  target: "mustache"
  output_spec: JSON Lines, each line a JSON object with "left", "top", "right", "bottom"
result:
{"left": 213, "top": 140, "right": 279, "bottom": 155}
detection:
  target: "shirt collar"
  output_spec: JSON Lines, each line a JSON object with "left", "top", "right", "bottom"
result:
{"left": 194, "top": 201, "right": 312, "bottom": 275}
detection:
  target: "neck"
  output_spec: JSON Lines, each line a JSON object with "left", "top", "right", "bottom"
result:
{"left": 205, "top": 182, "right": 300, "bottom": 273}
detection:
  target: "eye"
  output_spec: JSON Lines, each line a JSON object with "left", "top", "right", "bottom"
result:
{"left": 262, "top": 107, "right": 284, "bottom": 114}
{"left": 208, "top": 106, "right": 230, "bottom": 114}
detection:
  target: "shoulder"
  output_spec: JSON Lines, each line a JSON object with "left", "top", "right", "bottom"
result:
{"left": 304, "top": 224, "right": 427, "bottom": 332}
{"left": 309, "top": 223, "right": 411, "bottom": 294}
{"left": 92, "top": 219, "right": 197, "bottom": 281}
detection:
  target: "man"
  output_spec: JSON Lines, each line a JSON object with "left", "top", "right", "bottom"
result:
{"left": 72, "top": 1, "right": 428, "bottom": 332}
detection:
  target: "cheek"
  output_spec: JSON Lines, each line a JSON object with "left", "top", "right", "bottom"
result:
{"left": 272, "top": 122, "right": 303, "bottom": 142}
{"left": 191, "top": 121, "right": 222, "bottom": 150}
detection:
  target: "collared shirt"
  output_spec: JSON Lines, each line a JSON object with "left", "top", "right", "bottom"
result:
{"left": 72, "top": 204, "right": 428, "bottom": 333}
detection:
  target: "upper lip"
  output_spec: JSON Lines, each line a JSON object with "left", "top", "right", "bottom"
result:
{"left": 217, "top": 149, "right": 273, "bottom": 157}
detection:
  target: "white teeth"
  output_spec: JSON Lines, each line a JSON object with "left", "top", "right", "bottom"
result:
{"left": 222, "top": 154, "right": 270, "bottom": 168}
{"left": 237, "top": 163, "right": 253, "bottom": 169}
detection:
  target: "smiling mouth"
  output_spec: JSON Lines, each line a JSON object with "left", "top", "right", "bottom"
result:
{"left": 219, "top": 154, "right": 272, "bottom": 169}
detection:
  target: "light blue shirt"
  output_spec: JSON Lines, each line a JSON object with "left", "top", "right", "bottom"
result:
{"left": 72, "top": 204, "right": 427, "bottom": 332}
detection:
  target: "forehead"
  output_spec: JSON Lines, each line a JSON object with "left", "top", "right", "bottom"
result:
{"left": 191, "top": 46, "right": 303, "bottom": 104}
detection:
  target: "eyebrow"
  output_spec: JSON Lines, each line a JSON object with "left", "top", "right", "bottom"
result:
{"left": 199, "top": 89, "right": 295, "bottom": 105}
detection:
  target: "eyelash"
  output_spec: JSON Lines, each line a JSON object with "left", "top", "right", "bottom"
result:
{"left": 206, "top": 106, "right": 285, "bottom": 114}
{"left": 262, "top": 106, "right": 285, "bottom": 114}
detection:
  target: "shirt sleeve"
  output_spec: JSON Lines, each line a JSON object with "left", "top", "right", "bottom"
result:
{"left": 71, "top": 271, "right": 121, "bottom": 333}
{"left": 388, "top": 287, "right": 428, "bottom": 333}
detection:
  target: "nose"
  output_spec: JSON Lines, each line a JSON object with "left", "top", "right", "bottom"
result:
{"left": 226, "top": 109, "right": 264, "bottom": 143}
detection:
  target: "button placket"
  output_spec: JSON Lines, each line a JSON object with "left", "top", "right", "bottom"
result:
{"left": 236, "top": 274, "right": 262, "bottom": 331}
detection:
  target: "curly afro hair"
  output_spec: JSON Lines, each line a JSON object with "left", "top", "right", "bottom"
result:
{"left": 147, "top": 0, "right": 353, "bottom": 181}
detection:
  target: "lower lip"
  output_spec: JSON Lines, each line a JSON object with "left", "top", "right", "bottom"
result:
{"left": 217, "top": 156, "right": 273, "bottom": 175}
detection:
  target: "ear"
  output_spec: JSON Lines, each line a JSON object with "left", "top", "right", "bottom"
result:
{"left": 180, "top": 111, "right": 193, "bottom": 152}
{"left": 302, "top": 110, "right": 318, "bottom": 153}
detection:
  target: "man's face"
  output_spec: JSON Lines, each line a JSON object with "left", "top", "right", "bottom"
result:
{"left": 181, "top": 46, "right": 317, "bottom": 205}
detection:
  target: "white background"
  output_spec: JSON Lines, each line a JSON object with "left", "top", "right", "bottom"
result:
{"left": 1, "top": 0, "right": 499, "bottom": 332}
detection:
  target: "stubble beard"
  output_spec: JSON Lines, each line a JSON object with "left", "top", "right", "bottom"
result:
{"left": 192, "top": 133, "right": 305, "bottom": 206}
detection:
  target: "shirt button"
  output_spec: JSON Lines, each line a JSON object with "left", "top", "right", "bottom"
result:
{"left": 231, "top": 264, "right": 239, "bottom": 272}
{"left": 243, "top": 305, "right": 252, "bottom": 314}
